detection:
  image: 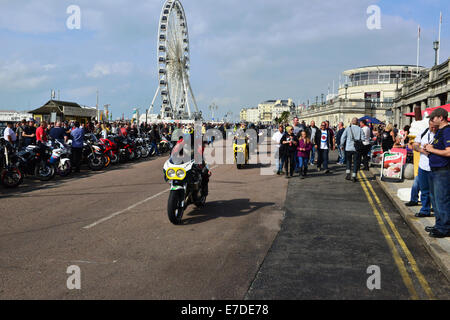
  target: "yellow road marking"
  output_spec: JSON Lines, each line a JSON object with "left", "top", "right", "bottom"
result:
{"left": 358, "top": 172, "right": 419, "bottom": 299}
{"left": 360, "top": 171, "right": 435, "bottom": 300}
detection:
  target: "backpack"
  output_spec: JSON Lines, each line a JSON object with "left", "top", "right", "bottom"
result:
{"left": 349, "top": 125, "right": 364, "bottom": 153}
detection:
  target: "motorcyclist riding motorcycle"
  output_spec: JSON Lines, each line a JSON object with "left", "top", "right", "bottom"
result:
{"left": 163, "top": 125, "right": 211, "bottom": 224}
{"left": 233, "top": 122, "right": 250, "bottom": 169}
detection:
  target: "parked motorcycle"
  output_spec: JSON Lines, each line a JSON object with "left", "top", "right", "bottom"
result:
{"left": 14, "top": 142, "right": 55, "bottom": 181}
{"left": 0, "top": 138, "right": 22, "bottom": 188}
{"left": 48, "top": 140, "right": 72, "bottom": 177}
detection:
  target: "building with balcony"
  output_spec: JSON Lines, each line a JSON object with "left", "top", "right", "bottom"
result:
{"left": 298, "top": 65, "right": 427, "bottom": 125}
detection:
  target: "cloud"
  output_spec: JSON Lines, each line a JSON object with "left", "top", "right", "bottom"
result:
{"left": 67, "top": 86, "right": 98, "bottom": 98}
{"left": 86, "top": 62, "right": 134, "bottom": 78}
{"left": 0, "top": 61, "right": 53, "bottom": 90}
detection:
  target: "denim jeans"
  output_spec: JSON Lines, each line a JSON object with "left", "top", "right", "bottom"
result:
{"left": 345, "top": 151, "right": 360, "bottom": 176}
{"left": 429, "top": 169, "right": 450, "bottom": 233}
{"left": 410, "top": 175, "right": 420, "bottom": 203}
{"left": 151, "top": 142, "right": 160, "bottom": 155}
{"left": 298, "top": 156, "right": 309, "bottom": 170}
{"left": 418, "top": 168, "right": 431, "bottom": 215}
{"left": 310, "top": 146, "right": 316, "bottom": 165}
{"left": 337, "top": 145, "right": 345, "bottom": 164}
{"left": 317, "top": 148, "right": 329, "bottom": 169}
{"left": 278, "top": 158, "right": 285, "bottom": 173}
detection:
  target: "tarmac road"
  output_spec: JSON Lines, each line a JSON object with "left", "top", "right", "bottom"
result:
{"left": 0, "top": 142, "right": 287, "bottom": 299}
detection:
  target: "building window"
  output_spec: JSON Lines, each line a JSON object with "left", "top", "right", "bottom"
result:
{"left": 378, "top": 72, "right": 390, "bottom": 84}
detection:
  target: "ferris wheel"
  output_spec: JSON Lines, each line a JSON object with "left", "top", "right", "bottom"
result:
{"left": 149, "top": 0, "right": 199, "bottom": 120}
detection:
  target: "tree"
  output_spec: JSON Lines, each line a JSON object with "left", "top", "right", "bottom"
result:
{"left": 279, "top": 111, "right": 290, "bottom": 124}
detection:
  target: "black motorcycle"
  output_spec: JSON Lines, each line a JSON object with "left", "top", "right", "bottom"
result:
{"left": 14, "top": 142, "right": 55, "bottom": 181}
{"left": 0, "top": 138, "right": 23, "bottom": 188}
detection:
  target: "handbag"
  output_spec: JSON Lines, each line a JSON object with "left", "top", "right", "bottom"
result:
{"left": 350, "top": 125, "right": 364, "bottom": 153}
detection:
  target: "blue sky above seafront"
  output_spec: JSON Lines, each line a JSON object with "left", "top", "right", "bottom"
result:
{"left": 0, "top": 0, "right": 448, "bottom": 120}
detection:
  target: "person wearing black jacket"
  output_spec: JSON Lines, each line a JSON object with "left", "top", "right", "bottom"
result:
{"left": 307, "top": 121, "right": 320, "bottom": 165}
{"left": 280, "top": 126, "right": 298, "bottom": 178}
{"left": 315, "top": 121, "right": 335, "bottom": 173}
{"left": 150, "top": 124, "right": 161, "bottom": 156}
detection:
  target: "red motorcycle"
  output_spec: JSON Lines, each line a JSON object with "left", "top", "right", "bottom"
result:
{"left": 100, "top": 137, "right": 120, "bottom": 165}
{"left": 111, "top": 136, "right": 136, "bottom": 163}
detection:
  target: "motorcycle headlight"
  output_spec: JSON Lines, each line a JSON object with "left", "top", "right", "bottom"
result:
{"left": 167, "top": 169, "right": 176, "bottom": 178}
{"left": 176, "top": 169, "right": 186, "bottom": 179}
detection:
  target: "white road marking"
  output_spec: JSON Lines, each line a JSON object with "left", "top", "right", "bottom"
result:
{"left": 82, "top": 189, "right": 170, "bottom": 230}
{"left": 82, "top": 165, "right": 219, "bottom": 230}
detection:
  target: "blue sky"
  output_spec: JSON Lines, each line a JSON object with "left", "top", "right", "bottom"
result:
{"left": 0, "top": 0, "right": 448, "bottom": 120}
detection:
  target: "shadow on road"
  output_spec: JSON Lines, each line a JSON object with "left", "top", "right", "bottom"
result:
{"left": 182, "top": 198, "right": 275, "bottom": 225}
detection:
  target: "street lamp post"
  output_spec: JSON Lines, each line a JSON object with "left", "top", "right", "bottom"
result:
{"left": 433, "top": 40, "right": 440, "bottom": 66}
{"left": 344, "top": 84, "right": 349, "bottom": 100}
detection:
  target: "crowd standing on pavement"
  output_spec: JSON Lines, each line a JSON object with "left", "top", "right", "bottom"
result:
{"left": 270, "top": 108, "right": 449, "bottom": 238}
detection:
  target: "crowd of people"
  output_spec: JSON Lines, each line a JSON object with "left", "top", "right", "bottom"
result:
{"left": 272, "top": 117, "right": 374, "bottom": 181}
{"left": 271, "top": 108, "right": 449, "bottom": 238}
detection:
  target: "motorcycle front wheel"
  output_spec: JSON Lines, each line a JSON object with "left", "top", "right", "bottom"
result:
{"left": 57, "top": 160, "right": 71, "bottom": 177}
{"left": 140, "top": 147, "right": 150, "bottom": 158}
{"left": 1, "top": 168, "right": 22, "bottom": 188}
{"left": 88, "top": 155, "right": 104, "bottom": 171}
{"left": 167, "top": 189, "right": 184, "bottom": 225}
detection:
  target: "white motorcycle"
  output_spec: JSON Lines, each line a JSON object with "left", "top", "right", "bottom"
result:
{"left": 48, "top": 140, "right": 72, "bottom": 177}
{"left": 163, "top": 158, "right": 208, "bottom": 225}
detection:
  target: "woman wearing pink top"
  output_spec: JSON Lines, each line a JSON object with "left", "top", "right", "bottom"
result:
{"left": 297, "top": 131, "right": 313, "bottom": 179}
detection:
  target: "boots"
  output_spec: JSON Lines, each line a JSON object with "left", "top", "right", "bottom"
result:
{"left": 300, "top": 167, "right": 307, "bottom": 179}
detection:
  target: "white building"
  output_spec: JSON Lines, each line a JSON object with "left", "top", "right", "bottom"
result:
{"left": 246, "top": 108, "right": 259, "bottom": 123}
{"left": 0, "top": 110, "right": 32, "bottom": 122}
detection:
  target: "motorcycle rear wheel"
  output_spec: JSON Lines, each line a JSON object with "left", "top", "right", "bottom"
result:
{"left": 103, "top": 155, "right": 111, "bottom": 168}
{"left": 140, "top": 147, "right": 150, "bottom": 158}
{"left": 35, "top": 163, "right": 55, "bottom": 181}
{"left": 167, "top": 190, "right": 184, "bottom": 225}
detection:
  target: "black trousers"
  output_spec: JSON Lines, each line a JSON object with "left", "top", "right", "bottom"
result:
{"left": 72, "top": 147, "right": 82, "bottom": 172}
{"left": 283, "top": 153, "right": 296, "bottom": 176}
{"left": 360, "top": 144, "right": 371, "bottom": 169}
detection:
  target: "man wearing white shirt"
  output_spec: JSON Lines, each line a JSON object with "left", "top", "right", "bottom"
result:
{"left": 3, "top": 122, "right": 17, "bottom": 145}
{"left": 360, "top": 120, "right": 371, "bottom": 171}
{"left": 413, "top": 120, "right": 438, "bottom": 217}
{"left": 272, "top": 125, "right": 285, "bottom": 174}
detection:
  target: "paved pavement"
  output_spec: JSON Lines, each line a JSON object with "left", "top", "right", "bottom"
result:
{"left": 246, "top": 160, "right": 450, "bottom": 300}
{"left": 0, "top": 143, "right": 287, "bottom": 299}
{"left": 370, "top": 167, "right": 450, "bottom": 281}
